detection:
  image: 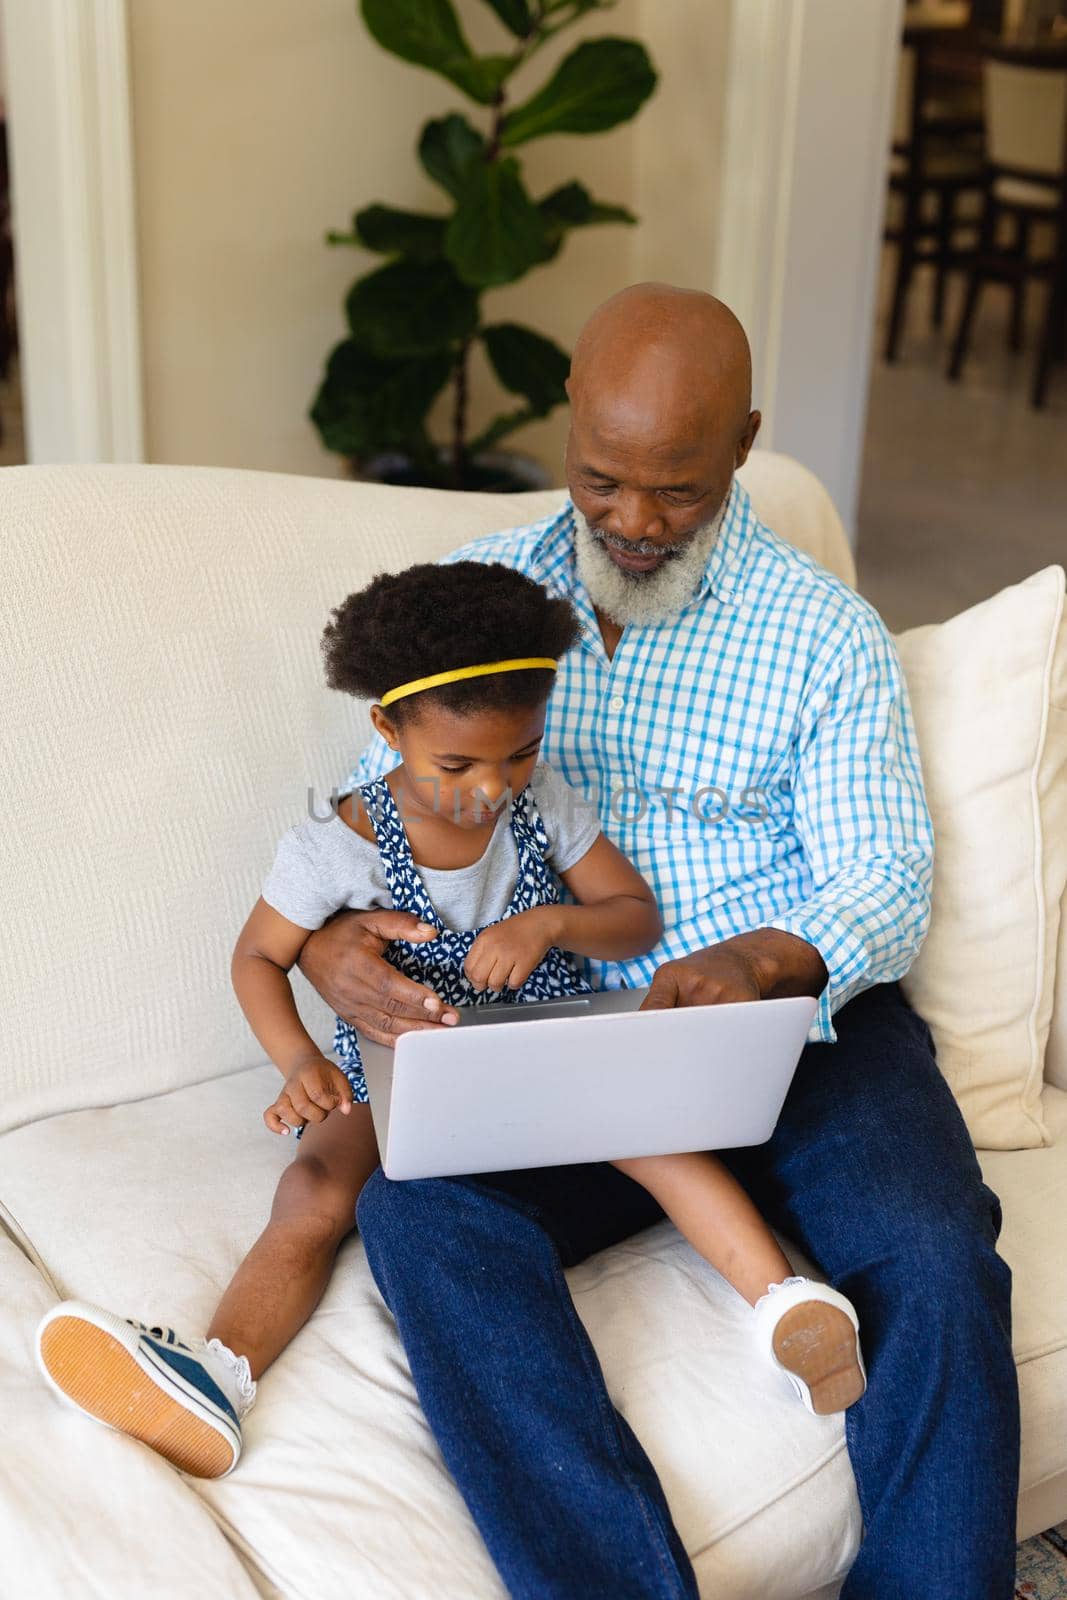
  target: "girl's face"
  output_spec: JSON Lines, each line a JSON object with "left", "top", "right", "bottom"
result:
{"left": 370, "top": 698, "right": 547, "bottom": 831}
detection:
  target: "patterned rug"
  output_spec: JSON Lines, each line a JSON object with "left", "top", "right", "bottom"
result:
{"left": 1016, "top": 1522, "right": 1067, "bottom": 1598}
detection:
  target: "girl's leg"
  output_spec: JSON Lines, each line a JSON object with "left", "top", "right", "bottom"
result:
{"left": 208, "top": 1103, "right": 380, "bottom": 1378}
{"left": 613, "top": 1150, "right": 866, "bottom": 1416}
{"left": 612, "top": 1151, "right": 792, "bottom": 1305}
{"left": 36, "top": 1104, "right": 380, "bottom": 1479}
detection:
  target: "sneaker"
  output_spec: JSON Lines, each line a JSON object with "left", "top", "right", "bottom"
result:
{"left": 36, "top": 1300, "right": 256, "bottom": 1478}
{"left": 752, "top": 1276, "right": 867, "bottom": 1416}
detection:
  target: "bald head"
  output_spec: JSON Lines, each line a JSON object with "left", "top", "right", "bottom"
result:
{"left": 563, "top": 285, "right": 760, "bottom": 587}
{"left": 569, "top": 283, "right": 753, "bottom": 445}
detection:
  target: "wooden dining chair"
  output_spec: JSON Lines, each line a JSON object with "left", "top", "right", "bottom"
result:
{"left": 884, "top": 31, "right": 986, "bottom": 362}
{"left": 0, "top": 122, "right": 15, "bottom": 391}
{"left": 947, "top": 44, "right": 1067, "bottom": 407}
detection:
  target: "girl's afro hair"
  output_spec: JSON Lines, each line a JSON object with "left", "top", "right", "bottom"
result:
{"left": 321, "top": 560, "right": 582, "bottom": 722}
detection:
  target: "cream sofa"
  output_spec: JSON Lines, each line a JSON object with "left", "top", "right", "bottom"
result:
{"left": 1, "top": 453, "right": 1065, "bottom": 1600}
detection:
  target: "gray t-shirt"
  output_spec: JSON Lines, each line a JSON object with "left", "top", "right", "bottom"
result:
{"left": 262, "top": 762, "right": 602, "bottom": 934}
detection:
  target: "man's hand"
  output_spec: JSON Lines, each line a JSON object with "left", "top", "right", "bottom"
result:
{"left": 640, "top": 928, "right": 828, "bottom": 1012}
{"left": 264, "top": 1054, "right": 353, "bottom": 1136}
{"left": 464, "top": 907, "right": 558, "bottom": 994}
{"left": 297, "top": 909, "right": 459, "bottom": 1045}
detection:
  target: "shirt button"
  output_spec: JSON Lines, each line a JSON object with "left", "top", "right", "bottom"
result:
{"left": 609, "top": 694, "right": 625, "bottom": 711}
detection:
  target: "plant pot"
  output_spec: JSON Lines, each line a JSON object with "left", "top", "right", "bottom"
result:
{"left": 356, "top": 447, "right": 553, "bottom": 494}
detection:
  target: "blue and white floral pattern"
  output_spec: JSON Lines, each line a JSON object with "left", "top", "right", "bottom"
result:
{"left": 331, "top": 774, "right": 590, "bottom": 1103}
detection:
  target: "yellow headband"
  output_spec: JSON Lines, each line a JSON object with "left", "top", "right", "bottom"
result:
{"left": 379, "top": 657, "right": 558, "bottom": 710}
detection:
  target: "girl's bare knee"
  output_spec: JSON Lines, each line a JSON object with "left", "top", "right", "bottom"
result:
{"left": 271, "top": 1153, "right": 359, "bottom": 1243}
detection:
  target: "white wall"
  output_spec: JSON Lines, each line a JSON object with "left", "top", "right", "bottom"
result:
{"left": 125, "top": 0, "right": 730, "bottom": 482}
{"left": 11, "top": 0, "right": 895, "bottom": 531}
{"left": 2, "top": 0, "right": 142, "bottom": 462}
{"left": 715, "top": 0, "right": 901, "bottom": 537}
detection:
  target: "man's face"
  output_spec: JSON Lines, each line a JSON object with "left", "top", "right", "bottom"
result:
{"left": 564, "top": 394, "right": 760, "bottom": 624}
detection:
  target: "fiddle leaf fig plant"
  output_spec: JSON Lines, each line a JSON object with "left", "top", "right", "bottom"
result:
{"left": 310, "top": 0, "right": 656, "bottom": 489}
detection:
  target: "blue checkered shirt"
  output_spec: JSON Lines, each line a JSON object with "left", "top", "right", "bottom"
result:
{"left": 344, "top": 478, "right": 933, "bottom": 1043}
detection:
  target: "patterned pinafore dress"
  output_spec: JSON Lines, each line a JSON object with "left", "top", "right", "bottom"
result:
{"left": 331, "top": 773, "right": 592, "bottom": 1102}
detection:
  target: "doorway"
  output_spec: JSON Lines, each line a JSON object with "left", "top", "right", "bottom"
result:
{"left": 0, "top": 9, "right": 24, "bottom": 465}
{"left": 855, "top": 0, "right": 1067, "bottom": 631}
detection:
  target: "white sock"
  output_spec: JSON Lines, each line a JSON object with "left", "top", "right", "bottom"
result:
{"left": 753, "top": 1274, "right": 809, "bottom": 1312}
{"left": 192, "top": 1336, "right": 258, "bottom": 1420}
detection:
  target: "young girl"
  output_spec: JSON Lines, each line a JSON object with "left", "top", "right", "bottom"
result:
{"left": 36, "top": 561, "right": 865, "bottom": 1479}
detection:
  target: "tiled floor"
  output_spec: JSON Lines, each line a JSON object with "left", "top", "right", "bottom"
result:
{"left": 856, "top": 253, "right": 1067, "bottom": 632}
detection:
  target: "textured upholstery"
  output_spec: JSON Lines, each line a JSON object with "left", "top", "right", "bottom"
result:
{"left": 896, "top": 567, "right": 1067, "bottom": 1148}
{"left": 2, "top": 454, "right": 1064, "bottom": 1599}
{"left": 0, "top": 454, "right": 852, "bottom": 1137}
{"left": 986, "top": 59, "right": 1067, "bottom": 178}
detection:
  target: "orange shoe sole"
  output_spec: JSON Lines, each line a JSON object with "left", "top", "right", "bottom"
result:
{"left": 39, "top": 1314, "right": 235, "bottom": 1478}
{"left": 771, "top": 1301, "right": 867, "bottom": 1415}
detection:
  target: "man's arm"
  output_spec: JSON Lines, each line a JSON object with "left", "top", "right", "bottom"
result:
{"left": 640, "top": 927, "right": 827, "bottom": 1014}
{"left": 762, "top": 605, "right": 933, "bottom": 1040}
{"left": 643, "top": 606, "right": 933, "bottom": 1040}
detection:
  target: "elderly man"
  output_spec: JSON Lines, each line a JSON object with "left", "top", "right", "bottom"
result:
{"left": 309, "top": 286, "right": 1018, "bottom": 1599}
{"left": 39, "top": 286, "right": 1018, "bottom": 1598}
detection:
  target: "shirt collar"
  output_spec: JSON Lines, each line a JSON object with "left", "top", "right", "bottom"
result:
{"left": 534, "top": 475, "right": 754, "bottom": 611}
{"left": 697, "top": 476, "right": 752, "bottom": 604}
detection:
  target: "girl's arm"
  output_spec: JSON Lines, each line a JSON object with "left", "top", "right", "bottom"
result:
{"left": 549, "top": 833, "right": 662, "bottom": 960}
{"left": 231, "top": 897, "right": 332, "bottom": 1073}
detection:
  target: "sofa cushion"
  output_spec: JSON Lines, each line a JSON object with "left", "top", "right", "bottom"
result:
{"left": 980, "top": 1086, "right": 1067, "bottom": 1539}
{"left": 896, "top": 567, "right": 1067, "bottom": 1149}
{"left": 0, "top": 456, "right": 851, "bottom": 1138}
{"left": 4, "top": 1069, "right": 1066, "bottom": 1597}
{"left": 1047, "top": 890, "right": 1067, "bottom": 1093}
{"left": 0, "top": 1232, "right": 265, "bottom": 1600}
{"left": 2, "top": 1066, "right": 858, "bottom": 1600}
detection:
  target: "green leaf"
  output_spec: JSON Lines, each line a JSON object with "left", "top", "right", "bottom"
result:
{"left": 444, "top": 159, "right": 553, "bottom": 288}
{"left": 480, "top": 0, "right": 532, "bottom": 35}
{"left": 361, "top": 0, "right": 468, "bottom": 70}
{"left": 500, "top": 38, "right": 656, "bottom": 145}
{"left": 345, "top": 259, "right": 479, "bottom": 357}
{"left": 310, "top": 339, "right": 453, "bottom": 456}
{"left": 532, "top": 182, "right": 637, "bottom": 262}
{"left": 544, "top": 0, "right": 619, "bottom": 13}
{"left": 447, "top": 54, "right": 517, "bottom": 103}
{"left": 538, "top": 180, "right": 636, "bottom": 231}
{"left": 419, "top": 114, "right": 487, "bottom": 200}
{"left": 481, "top": 323, "right": 570, "bottom": 414}
{"left": 355, "top": 204, "right": 446, "bottom": 260}
{"left": 360, "top": 0, "right": 513, "bottom": 104}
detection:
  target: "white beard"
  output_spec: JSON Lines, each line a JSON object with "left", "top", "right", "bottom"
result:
{"left": 571, "top": 492, "right": 729, "bottom": 628}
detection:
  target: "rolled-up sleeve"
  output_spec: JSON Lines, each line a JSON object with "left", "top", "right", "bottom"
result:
{"left": 765, "top": 609, "right": 934, "bottom": 1043}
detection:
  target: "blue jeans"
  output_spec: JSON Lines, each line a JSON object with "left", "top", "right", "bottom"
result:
{"left": 356, "top": 984, "right": 1020, "bottom": 1599}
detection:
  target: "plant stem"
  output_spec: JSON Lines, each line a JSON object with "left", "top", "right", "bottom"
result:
{"left": 451, "top": 337, "right": 472, "bottom": 487}
{"left": 485, "top": 85, "right": 507, "bottom": 163}
{"left": 458, "top": 0, "right": 547, "bottom": 483}
{"left": 487, "top": 0, "right": 549, "bottom": 158}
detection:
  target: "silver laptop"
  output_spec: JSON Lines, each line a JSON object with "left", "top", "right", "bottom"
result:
{"left": 357, "top": 989, "right": 817, "bottom": 1180}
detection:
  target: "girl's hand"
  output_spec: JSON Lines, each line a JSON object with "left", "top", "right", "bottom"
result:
{"left": 464, "top": 907, "right": 560, "bottom": 995}
{"left": 264, "top": 1055, "right": 353, "bottom": 1136}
